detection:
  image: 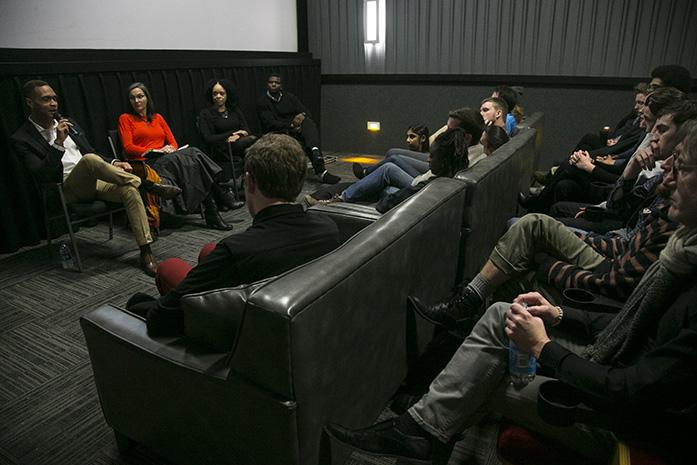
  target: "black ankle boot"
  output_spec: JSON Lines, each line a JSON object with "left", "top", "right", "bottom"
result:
{"left": 407, "top": 287, "right": 483, "bottom": 329}
{"left": 203, "top": 196, "right": 233, "bottom": 231}
{"left": 212, "top": 183, "right": 244, "bottom": 210}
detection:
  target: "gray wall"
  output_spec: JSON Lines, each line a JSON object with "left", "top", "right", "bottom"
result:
{"left": 320, "top": 83, "right": 632, "bottom": 169}
{"left": 309, "top": 0, "right": 697, "bottom": 76}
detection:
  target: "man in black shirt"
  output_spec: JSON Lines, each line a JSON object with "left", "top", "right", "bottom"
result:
{"left": 256, "top": 73, "right": 341, "bottom": 184}
{"left": 127, "top": 134, "right": 341, "bottom": 336}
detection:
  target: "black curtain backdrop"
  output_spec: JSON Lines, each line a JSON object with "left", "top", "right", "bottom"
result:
{"left": 0, "top": 49, "right": 321, "bottom": 253}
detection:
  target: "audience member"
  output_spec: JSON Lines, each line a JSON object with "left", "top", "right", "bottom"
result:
{"left": 479, "top": 97, "right": 508, "bottom": 131}
{"left": 198, "top": 78, "right": 256, "bottom": 205}
{"left": 520, "top": 86, "right": 685, "bottom": 213}
{"left": 126, "top": 134, "right": 341, "bottom": 336}
{"left": 11, "top": 80, "right": 180, "bottom": 276}
{"left": 353, "top": 108, "right": 485, "bottom": 180}
{"left": 650, "top": 64, "right": 693, "bottom": 93}
{"left": 327, "top": 122, "right": 697, "bottom": 464}
{"left": 307, "top": 128, "right": 469, "bottom": 211}
{"left": 480, "top": 125, "right": 510, "bottom": 156}
{"left": 575, "top": 82, "right": 650, "bottom": 153}
{"left": 256, "top": 73, "right": 340, "bottom": 184}
{"left": 118, "top": 82, "right": 233, "bottom": 230}
{"left": 410, "top": 103, "right": 691, "bottom": 328}
{"left": 491, "top": 85, "right": 519, "bottom": 134}
{"left": 405, "top": 123, "right": 430, "bottom": 152}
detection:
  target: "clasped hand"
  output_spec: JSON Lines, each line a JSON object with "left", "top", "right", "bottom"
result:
{"left": 505, "top": 292, "right": 554, "bottom": 357}
{"left": 291, "top": 113, "right": 305, "bottom": 130}
{"left": 568, "top": 150, "right": 594, "bottom": 172}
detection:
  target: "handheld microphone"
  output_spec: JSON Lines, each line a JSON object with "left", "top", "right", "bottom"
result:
{"left": 54, "top": 112, "right": 78, "bottom": 136}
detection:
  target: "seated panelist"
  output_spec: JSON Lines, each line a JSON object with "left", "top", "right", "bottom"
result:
{"left": 126, "top": 134, "right": 341, "bottom": 336}
{"left": 10, "top": 80, "right": 180, "bottom": 276}
{"left": 256, "top": 73, "right": 341, "bottom": 184}
{"left": 198, "top": 78, "right": 257, "bottom": 180}
{"left": 118, "top": 82, "right": 234, "bottom": 230}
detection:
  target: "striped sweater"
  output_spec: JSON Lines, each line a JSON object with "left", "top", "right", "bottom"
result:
{"left": 536, "top": 195, "right": 677, "bottom": 301}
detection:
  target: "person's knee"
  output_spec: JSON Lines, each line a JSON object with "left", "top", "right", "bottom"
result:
{"left": 81, "top": 153, "right": 104, "bottom": 165}
{"left": 514, "top": 212, "right": 547, "bottom": 231}
{"left": 385, "top": 148, "right": 399, "bottom": 159}
{"left": 485, "top": 301, "right": 509, "bottom": 323}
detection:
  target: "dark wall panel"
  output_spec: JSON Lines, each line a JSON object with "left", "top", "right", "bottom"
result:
{"left": 308, "top": 0, "right": 697, "bottom": 76}
{"left": 319, "top": 81, "right": 632, "bottom": 169}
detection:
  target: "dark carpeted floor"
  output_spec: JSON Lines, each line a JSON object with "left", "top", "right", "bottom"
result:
{"left": 0, "top": 154, "right": 501, "bottom": 465}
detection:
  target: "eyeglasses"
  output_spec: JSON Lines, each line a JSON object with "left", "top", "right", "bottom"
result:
{"left": 672, "top": 158, "right": 697, "bottom": 177}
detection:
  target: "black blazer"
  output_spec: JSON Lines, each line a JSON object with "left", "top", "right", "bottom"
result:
{"left": 10, "top": 118, "right": 111, "bottom": 184}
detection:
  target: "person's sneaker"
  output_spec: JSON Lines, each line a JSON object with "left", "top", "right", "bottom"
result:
{"left": 321, "top": 171, "right": 341, "bottom": 184}
{"left": 353, "top": 162, "right": 367, "bottom": 179}
{"left": 304, "top": 194, "right": 343, "bottom": 207}
{"left": 407, "top": 286, "right": 483, "bottom": 329}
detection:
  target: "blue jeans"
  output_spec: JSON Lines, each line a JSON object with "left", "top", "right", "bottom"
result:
{"left": 365, "top": 149, "right": 429, "bottom": 177}
{"left": 342, "top": 162, "right": 414, "bottom": 202}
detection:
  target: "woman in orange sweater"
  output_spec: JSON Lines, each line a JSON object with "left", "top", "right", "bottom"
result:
{"left": 119, "top": 82, "right": 232, "bottom": 230}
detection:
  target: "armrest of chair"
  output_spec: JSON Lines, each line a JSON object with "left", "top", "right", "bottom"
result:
{"left": 307, "top": 202, "right": 381, "bottom": 242}
{"left": 561, "top": 288, "right": 624, "bottom": 313}
{"left": 80, "top": 304, "right": 231, "bottom": 379}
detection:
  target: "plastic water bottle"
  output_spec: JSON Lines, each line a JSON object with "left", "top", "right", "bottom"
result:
{"left": 509, "top": 339, "right": 536, "bottom": 388}
{"left": 509, "top": 302, "right": 536, "bottom": 388}
{"left": 58, "top": 243, "right": 74, "bottom": 270}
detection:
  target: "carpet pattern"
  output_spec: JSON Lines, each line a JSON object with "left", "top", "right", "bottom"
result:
{"left": 0, "top": 154, "right": 501, "bottom": 465}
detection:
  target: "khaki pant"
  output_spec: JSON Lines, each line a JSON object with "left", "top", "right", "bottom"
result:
{"left": 63, "top": 154, "right": 152, "bottom": 246}
{"left": 489, "top": 213, "right": 606, "bottom": 303}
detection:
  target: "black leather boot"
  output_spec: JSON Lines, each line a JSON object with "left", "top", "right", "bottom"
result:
{"left": 203, "top": 196, "right": 233, "bottom": 231}
{"left": 407, "top": 286, "right": 483, "bottom": 329}
{"left": 211, "top": 182, "right": 244, "bottom": 211}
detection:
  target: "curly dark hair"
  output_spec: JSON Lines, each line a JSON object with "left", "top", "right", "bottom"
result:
{"left": 430, "top": 127, "right": 469, "bottom": 177}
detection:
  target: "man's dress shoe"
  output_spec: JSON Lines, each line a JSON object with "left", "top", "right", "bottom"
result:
{"left": 139, "top": 253, "right": 158, "bottom": 277}
{"left": 325, "top": 419, "right": 432, "bottom": 463}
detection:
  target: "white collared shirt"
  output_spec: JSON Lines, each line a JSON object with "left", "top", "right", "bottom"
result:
{"left": 29, "top": 116, "right": 83, "bottom": 179}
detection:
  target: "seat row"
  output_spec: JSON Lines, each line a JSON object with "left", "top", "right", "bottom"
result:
{"left": 80, "top": 114, "right": 542, "bottom": 464}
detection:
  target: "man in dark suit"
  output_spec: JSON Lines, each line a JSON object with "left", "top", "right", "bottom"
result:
{"left": 256, "top": 73, "right": 341, "bottom": 184}
{"left": 11, "top": 80, "right": 179, "bottom": 275}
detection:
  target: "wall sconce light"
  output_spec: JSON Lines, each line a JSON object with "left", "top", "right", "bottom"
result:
{"left": 364, "top": 0, "right": 379, "bottom": 43}
{"left": 367, "top": 121, "right": 381, "bottom": 132}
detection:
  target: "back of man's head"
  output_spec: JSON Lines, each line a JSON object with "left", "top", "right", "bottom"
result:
{"left": 650, "top": 65, "right": 692, "bottom": 94}
{"left": 646, "top": 86, "right": 685, "bottom": 117}
{"left": 22, "top": 79, "right": 49, "bottom": 100}
{"left": 244, "top": 134, "right": 306, "bottom": 201}
{"left": 448, "top": 107, "right": 485, "bottom": 146}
